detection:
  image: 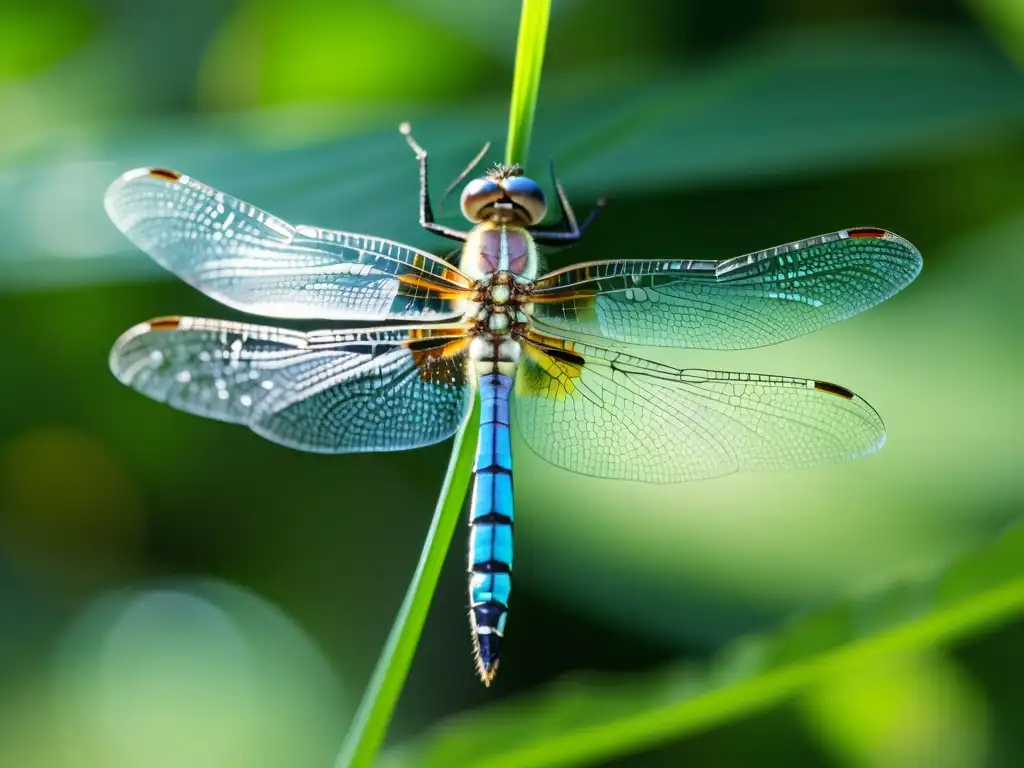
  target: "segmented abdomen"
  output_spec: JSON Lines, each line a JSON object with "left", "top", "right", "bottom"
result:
{"left": 468, "top": 372, "right": 514, "bottom": 685}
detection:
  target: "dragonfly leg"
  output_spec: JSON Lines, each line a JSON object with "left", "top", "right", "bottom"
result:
{"left": 531, "top": 158, "right": 606, "bottom": 246}
{"left": 400, "top": 123, "right": 471, "bottom": 243}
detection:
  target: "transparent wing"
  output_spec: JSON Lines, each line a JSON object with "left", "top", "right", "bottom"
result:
{"left": 513, "top": 331, "right": 885, "bottom": 483}
{"left": 105, "top": 168, "right": 475, "bottom": 321}
{"left": 529, "top": 228, "right": 921, "bottom": 350}
{"left": 110, "top": 317, "right": 473, "bottom": 453}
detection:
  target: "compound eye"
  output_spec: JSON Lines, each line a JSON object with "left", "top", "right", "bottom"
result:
{"left": 460, "top": 178, "right": 503, "bottom": 222}
{"left": 502, "top": 176, "right": 547, "bottom": 225}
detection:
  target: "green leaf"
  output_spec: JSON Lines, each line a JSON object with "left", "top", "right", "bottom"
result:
{"left": 384, "top": 523, "right": 1024, "bottom": 768}
{"left": 968, "top": 0, "right": 1024, "bottom": 66}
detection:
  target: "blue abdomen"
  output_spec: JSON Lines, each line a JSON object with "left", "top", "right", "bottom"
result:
{"left": 468, "top": 372, "right": 514, "bottom": 685}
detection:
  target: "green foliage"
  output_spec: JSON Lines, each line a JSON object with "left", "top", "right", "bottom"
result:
{"left": 801, "top": 653, "right": 988, "bottom": 766}
{"left": 0, "top": 5, "right": 95, "bottom": 82}
{"left": 4, "top": 27, "right": 1024, "bottom": 290}
{"left": 2, "top": 3, "right": 1024, "bottom": 767}
{"left": 200, "top": 1, "right": 491, "bottom": 112}
{"left": 386, "top": 523, "right": 1024, "bottom": 767}
{"left": 970, "top": 0, "right": 1024, "bottom": 65}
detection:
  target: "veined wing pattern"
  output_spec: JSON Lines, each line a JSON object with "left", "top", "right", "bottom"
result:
{"left": 106, "top": 172, "right": 917, "bottom": 480}
{"left": 105, "top": 168, "right": 474, "bottom": 322}
{"left": 515, "top": 330, "right": 885, "bottom": 483}
{"left": 529, "top": 228, "right": 921, "bottom": 350}
{"left": 110, "top": 317, "right": 474, "bottom": 453}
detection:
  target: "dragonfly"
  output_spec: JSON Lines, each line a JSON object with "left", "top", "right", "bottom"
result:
{"left": 106, "top": 124, "right": 922, "bottom": 685}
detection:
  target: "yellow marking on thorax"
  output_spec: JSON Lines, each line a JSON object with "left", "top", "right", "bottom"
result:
{"left": 406, "top": 335, "right": 474, "bottom": 383}
{"left": 407, "top": 252, "right": 474, "bottom": 288}
{"left": 517, "top": 332, "right": 585, "bottom": 399}
{"left": 522, "top": 285, "right": 599, "bottom": 328}
{"left": 528, "top": 289, "right": 595, "bottom": 304}
{"left": 522, "top": 328, "right": 581, "bottom": 352}
{"left": 395, "top": 272, "right": 477, "bottom": 299}
{"left": 405, "top": 326, "right": 474, "bottom": 342}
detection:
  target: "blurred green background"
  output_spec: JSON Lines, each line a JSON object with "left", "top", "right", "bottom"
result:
{"left": 3, "top": 0, "right": 1024, "bottom": 766}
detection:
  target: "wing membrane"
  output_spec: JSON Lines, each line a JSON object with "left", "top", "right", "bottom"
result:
{"left": 514, "top": 332, "right": 884, "bottom": 483}
{"left": 105, "top": 168, "right": 474, "bottom": 321}
{"left": 110, "top": 317, "right": 473, "bottom": 453}
{"left": 529, "top": 228, "right": 921, "bottom": 350}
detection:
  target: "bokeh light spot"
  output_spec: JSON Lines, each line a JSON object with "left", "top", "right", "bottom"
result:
{"left": 54, "top": 579, "right": 346, "bottom": 768}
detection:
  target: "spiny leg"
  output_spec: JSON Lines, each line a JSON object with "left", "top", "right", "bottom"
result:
{"left": 531, "top": 158, "right": 606, "bottom": 246}
{"left": 400, "top": 122, "right": 471, "bottom": 243}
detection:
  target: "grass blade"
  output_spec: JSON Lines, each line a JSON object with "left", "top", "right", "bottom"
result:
{"left": 506, "top": 0, "right": 551, "bottom": 166}
{"left": 334, "top": 399, "right": 481, "bottom": 768}
{"left": 336, "top": 2, "right": 554, "bottom": 762}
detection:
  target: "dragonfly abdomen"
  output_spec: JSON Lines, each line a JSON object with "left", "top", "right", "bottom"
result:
{"left": 468, "top": 371, "right": 514, "bottom": 685}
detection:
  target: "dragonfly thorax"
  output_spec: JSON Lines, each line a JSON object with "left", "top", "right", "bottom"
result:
{"left": 458, "top": 222, "right": 539, "bottom": 282}
{"left": 460, "top": 224, "right": 536, "bottom": 378}
{"left": 466, "top": 271, "right": 529, "bottom": 337}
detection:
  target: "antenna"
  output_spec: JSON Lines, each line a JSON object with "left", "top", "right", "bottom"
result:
{"left": 439, "top": 141, "right": 492, "bottom": 215}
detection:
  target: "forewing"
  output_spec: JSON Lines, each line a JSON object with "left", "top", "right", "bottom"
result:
{"left": 110, "top": 317, "right": 473, "bottom": 453}
{"left": 529, "top": 228, "right": 921, "bottom": 350}
{"left": 105, "top": 168, "right": 474, "bottom": 321}
{"left": 514, "top": 332, "right": 885, "bottom": 483}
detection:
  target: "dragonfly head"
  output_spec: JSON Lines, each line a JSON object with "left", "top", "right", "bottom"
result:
{"left": 461, "top": 164, "right": 547, "bottom": 226}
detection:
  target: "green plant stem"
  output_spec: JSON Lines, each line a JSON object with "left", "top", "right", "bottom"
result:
{"left": 334, "top": 399, "right": 480, "bottom": 768}
{"left": 506, "top": 0, "right": 552, "bottom": 166}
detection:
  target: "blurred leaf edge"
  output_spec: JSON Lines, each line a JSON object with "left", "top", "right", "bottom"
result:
{"left": 385, "top": 519, "right": 1024, "bottom": 768}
